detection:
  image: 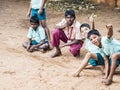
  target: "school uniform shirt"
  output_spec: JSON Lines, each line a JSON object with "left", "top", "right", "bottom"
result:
{"left": 85, "top": 38, "right": 100, "bottom": 53}
{"left": 56, "top": 18, "right": 82, "bottom": 40}
{"left": 31, "top": 0, "right": 46, "bottom": 9}
{"left": 101, "top": 36, "right": 120, "bottom": 56}
{"left": 85, "top": 37, "right": 110, "bottom": 57}
{"left": 27, "top": 26, "right": 47, "bottom": 43}
{"left": 92, "top": 36, "right": 120, "bottom": 57}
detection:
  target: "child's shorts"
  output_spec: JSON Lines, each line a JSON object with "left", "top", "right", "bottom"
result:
{"left": 88, "top": 53, "right": 104, "bottom": 66}
{"left": 31, "top": 8, "right": 46, "bottom": 20}
{"left": 118, "top": 59, "right": 120, "bottom": 65}
{"left": 31, "top": 40, "right": 48, "bottom": 45}
{"left": 31, "top": 40, "right": 38, "bottom": 45}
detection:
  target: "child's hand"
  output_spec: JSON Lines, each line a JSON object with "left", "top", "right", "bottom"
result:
{"left": 106, "top": 24, "right": 113, "bottom": 30}
{"left": 89, "top": 13, "right": 97, "bottom": 22}
{"left": 71, "top": 71, "right": 80, "bottom": 77}
{"left": 38, "top": 9, "right": 43, "bottom": 14}
{"left": 89, "top": 13, "right": 94, "bottom": 22}
{"left": 89, "top": 15, "right": 94, "bottom": 22}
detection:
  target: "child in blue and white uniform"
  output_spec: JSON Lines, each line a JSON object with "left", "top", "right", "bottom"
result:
{"left": 27, "top": 0, "right": 51, "bottom": 49}
{"left": 87, "top": 24, "right": 120, "bottom": 85}
{"left": 22, "top": 16, "right": 49, "bottom": 52}
{"left": 72, "top": 15, "right": 107, "bottom": 78}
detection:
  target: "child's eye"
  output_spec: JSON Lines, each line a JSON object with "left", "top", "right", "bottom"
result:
{"left": 90, "top": 39, "right": 92, "bottom": 41}
{"left": 81, "top": 31, "right": 84, "bottom": 33}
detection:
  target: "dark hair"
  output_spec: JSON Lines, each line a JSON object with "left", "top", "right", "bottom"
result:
{"left": 30, "top": 15, "right": 39, "bottom": 24}
{"left": 87, "top": 29, "right": 101, "bottom": 39}
{"left": 65, "top": 9, "right": 75, "bottom": 18}
{"left": 80, "top": 23, "right": 91, "bottom": 31}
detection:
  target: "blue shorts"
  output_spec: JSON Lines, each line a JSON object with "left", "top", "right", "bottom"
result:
{"left": 31, "top": 40, "right": 49, "bottom": 45}
{"left": 31, "top": 8, "right": 46, "bottom": 20}
{"left": 89, "top": 53, "right": 104, "bottom": 66}
{"left": 118, "top": 59, "right": 120, "bottom": 65}
{"left": 31, "top": 40, "right": 38, "bottom": 45}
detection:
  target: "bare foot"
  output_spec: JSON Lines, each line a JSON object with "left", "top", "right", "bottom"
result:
{"left": 51, "top": 51, "right": 62, "bottom": 58}
{"left": 102, "top": 79, "right": 112, "bottom": 85}
{"left": 38, "top": 49, "right": 46, "bottom": 53}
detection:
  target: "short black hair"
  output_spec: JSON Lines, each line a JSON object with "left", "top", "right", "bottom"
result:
{"left": 30, "top": 15, "right": 39, "bottom": 24}
{"left": 80, "top": 23, "right": 90, "bottom": 31}
{"left": 87, "top": 29, "right": 101, "bottom": 39}
{"left": 65, "top": 9, "right": 75, "bottom": 18}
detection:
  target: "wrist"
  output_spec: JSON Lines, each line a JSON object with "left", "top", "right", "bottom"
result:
{"left": 39, "top": 8, "right": 43, "bottom": 10}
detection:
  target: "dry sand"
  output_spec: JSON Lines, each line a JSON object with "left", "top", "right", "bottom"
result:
{"left": 0, "top": 0, "right": 120, "bottom": 90}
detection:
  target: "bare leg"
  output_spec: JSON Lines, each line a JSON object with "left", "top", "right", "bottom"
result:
{"left": 72, "top": 52, "right": 98, "bottom": 77}
{"left": 103, "top": 53, "right": 120, "bottom": 85}
{"left": 51, "top": 46, "right": 62, "bottom": 58}
{"left": 40, "top": 20, "right": 52, "bottom": 49}
{"left": 38, "top": 43, "right": 49, "bottom": 53}
{"left": 22, "top": 42, "right": 28, "bottom": 48}
{"left": 85, "top": 64, "right": 94, "bottom": 69}
{"left": 39, "top": 43, "right": 49, "bottom": 49}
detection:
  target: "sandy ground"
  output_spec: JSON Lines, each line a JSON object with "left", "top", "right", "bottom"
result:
{"left": 0, "top": 0, "right": 120, "bottom": 90}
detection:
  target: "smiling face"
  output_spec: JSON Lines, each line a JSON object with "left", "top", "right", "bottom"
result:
{"left": 89, "top": 34, "right": 101, "bottom": 47}
{"left": 81, "top": 27, "right": 90, "bottom": 38}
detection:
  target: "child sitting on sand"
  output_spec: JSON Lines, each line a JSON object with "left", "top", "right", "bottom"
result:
{"left": 51, "top": 9, "right": 83, "bottom": 58}
{"left": 72, "top": 17, "right": 111, "bottom": 79}
{"left": 79, "top": 14, "right": 105, "bottom": 69}
{"left": 87, "top": 24, "right": 120, "bottom": 85}
{"left": 99, "top": 24, "right": 120, "bottom": 85}
{"left": 22, "top": 15, "right": 49, "bottom": 52}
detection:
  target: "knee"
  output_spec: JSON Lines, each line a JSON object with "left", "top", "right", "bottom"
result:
{"left": 111, "top": 54, "right": 118, "bottom": 62}
{"left": 52, "top": 29, "right": 60, "bottom": 35}
{"left": 70, "top": 49, "right": 79, "bottom": 56}
{"left": 41, "top": 22, "right": 46, "bottom": 28}
{"left": 86, "top": 52, "right": 94, "bottom": 58}
{"left": 86, "top": 52, "right": 92, "bottom": 56}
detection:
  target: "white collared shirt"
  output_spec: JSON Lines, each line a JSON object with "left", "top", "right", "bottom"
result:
{"left": 56, "top": 18, "right": 82, "bottom": 40}
{"left": 31, "top": 0, "right": 46, "bottom": 9}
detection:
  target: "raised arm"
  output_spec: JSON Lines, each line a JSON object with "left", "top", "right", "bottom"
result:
{"left": 92, "top": 19, "right": 95, "bottom": 29}
{"left": 89, "top": 14, "right": 95, "bottom": 29}
{"left": 106, "top": 24, "right": 113, "bottom": 39}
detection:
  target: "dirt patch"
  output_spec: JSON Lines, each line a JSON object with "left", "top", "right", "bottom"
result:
{"left": 0, "top": 0, "right": 120, "bottom": 90}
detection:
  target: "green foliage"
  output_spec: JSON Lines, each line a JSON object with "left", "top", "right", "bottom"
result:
{"left": 47, "top": 0, "right": 97, "bottom": 13}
